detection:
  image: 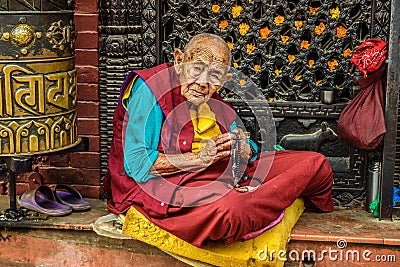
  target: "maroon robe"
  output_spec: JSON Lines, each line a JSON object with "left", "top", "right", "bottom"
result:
{"left": 103, "top": 63, "right": 334, "bottom": 247}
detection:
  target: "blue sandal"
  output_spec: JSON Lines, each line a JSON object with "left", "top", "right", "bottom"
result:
{"left": 18, "top": 186, "right": 72, "bottom": 216}
{"left": 53, "top": 184, "right": 91, "bottom": 211}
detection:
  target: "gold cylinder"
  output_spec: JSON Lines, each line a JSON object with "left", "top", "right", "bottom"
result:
{"left": 0, "top": 4, "right": 79, "bottom": 155}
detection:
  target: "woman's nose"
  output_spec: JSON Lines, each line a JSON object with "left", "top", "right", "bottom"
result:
{"left": 196, "top": 71, "right": 209, "bottom": 86}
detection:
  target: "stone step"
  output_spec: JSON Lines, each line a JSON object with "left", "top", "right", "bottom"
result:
{"left": 0, "top": 228, "right": 188, "bottom": 267}
{"left": 284, "top": 207, "right": 400, "bottom": 267}
{"left": 0, "top": 196, "right": 399, "bottom": 267}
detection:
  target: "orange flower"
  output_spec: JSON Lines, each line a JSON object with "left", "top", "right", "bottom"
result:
{"left": 274, "top": 15, "right": 284, "bottom": 26}
{"left": 227, "top": 41, "right": 234, "bottom": 50}
{"left": 233, "top": 62, "right": 239, "bottom": 68}
{"left": 239, "top": 79, "right": 246, "bottom": 86}
{"left": 336, "top": 26, "right": 347, "bottom": 38}
{"left": 288, "top": 55, "right": 296, "bottom": 62}
{"left": 254, "top": 65, "right": 261, "bottom": 72}
{"left": 343, "top": 48, "right": 352, "bottom": 57}
{"left": 309, "top": 6, "right": 319, "bottom": 15}
{"left": 295, "top": 75, "right": 302, "bottom": 80}
{"left": 328, "top": 59, "right": 338, "bottom": 71}
{"left": 239, "top": 23, "right": 250, "bottom": 36}
{"left": 275, "top": 69, "right": 281, "bottom": 76}
{"left": 330, "top": 7, "right": 340, "bottom": 19}
{"left": 335, "top": 85, "right": 340, "bottom": 89}
{"left": 300, "top": 40, "right": 310, "bottom": 49}
{"left": 281, "top": 35, "right": 290, "bottom": 43}
{"left": 316, "top": 80, "right": 322, "bottom": 85}
{"left": 260, "top": 26, "right": 271, "bottom": 39}
{"left": 314, "top": 22, "right": 325, "bottom": 35}
{"left": 232, "top": 5, "right": 243, "bottom": 18}
{"left": 294, "top": 21, "right": 303, "bottom": 30}
{"left": 246, "top": 44, "right": 256, "bottom": 54}
{"left": 212, "top": 4, "right": 220, "bottom": 13}
{"left": 219, "top": 20, "right": 228, "bottom": 30}
{"left": 308, "top": 60, "right": 315, "bottom": 67}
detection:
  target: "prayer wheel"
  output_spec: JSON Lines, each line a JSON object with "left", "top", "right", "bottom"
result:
{"left": 0, "top": 1, "right": 79, "bottom": 155}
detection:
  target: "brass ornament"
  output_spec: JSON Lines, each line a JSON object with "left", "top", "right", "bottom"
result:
{"left": 10, "top": 24, "right": 35, "bottom": 48}
{"left": 46, "top": 20, "right": 74, "bottom": 51}
{"left": 1, "top": 33, "right": 10, "bottom": 41}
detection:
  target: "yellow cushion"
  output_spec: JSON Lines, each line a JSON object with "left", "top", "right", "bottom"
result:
{"left": 122, "top": 198, "right": 304, "bottom": 267}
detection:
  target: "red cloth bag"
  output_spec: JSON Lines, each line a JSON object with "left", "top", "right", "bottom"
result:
{"left": 337, "top": 39, "right": 388, "bottom": 150}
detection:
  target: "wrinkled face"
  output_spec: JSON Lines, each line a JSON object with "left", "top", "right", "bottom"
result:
{"left": 174, "top": 42, "right": 231, "bottom": 106}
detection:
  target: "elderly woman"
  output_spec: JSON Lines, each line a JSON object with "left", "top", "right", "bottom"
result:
{"left": 104, "top": 33, "right": 333, "bottom": 248}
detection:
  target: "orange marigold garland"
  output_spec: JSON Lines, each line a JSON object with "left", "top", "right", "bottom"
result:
{"left": 330, "top": 7, "right": 340, "bottom": 19}
{"left": 274, "top": 15, "right": 284, "bottom": 26}
{"left": 232, "top": 5, "right": 243, "bottom": 18}
{"left": 300, "top": 40, "right": 310, "bottom": 49}
{"left": 239, "top": 22, "right": 250, "bottom": 36}
{"left": 281, "top": 35, "right": 290, "bottom": 43}
{"left": 315, "top": 22, "right": 325, "bottom": 35}
{"left": 246, "top": 44, "right": 256, "bottom": 54}
{"left": 260, "top": 26, "right": 271, "bottom": 39}
{"left": 226, "top": 41, "right": 234, "bottom": 50}
{"left": 343, "top": 48, "right": 352, "bottom": 57}
{"left": 328, "top": 59, "right": 338, "bottom": 70}
{"left": 294, "top": 21, "right": 303, "bottom": 30}
{"left": 309, "top": 6, "right": 319, "bottom": 15}
{"left": 219, "top": 20, "right": 228, "bottom": 31}
{"left": 336, "top": 26, "right": 347, "bottom": 38}
{"left": 212, "top": 4, "right": 220, "bottom": 13}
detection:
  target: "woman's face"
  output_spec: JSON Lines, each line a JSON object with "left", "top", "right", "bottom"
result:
{"left": 174, "top": 41, "right": 231, "bottom": 106}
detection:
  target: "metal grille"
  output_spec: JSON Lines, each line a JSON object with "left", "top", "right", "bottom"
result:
{"left": 161, "top": 0, "right": 372, "bottom": 102}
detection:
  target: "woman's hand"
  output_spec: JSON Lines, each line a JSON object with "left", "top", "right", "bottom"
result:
{"left": 234, "top": 185, "right": 260, "bottom": 193}
{"left": 198, "top": 132, "right": 232, "bottom": 166}
{"left": 151, "top": 133, "right": 232, "bottom": 176}
{"left": 231, "top": 128, "right": 252, "bottom": 164}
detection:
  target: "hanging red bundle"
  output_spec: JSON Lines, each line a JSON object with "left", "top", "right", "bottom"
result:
{"left": 337, "top": 38, "right": 388, "bottom": 150}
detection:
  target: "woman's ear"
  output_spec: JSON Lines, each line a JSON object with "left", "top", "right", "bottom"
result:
{"left": 223, "top": 73, "right": 233, "bottom": 83}
{"left": 216, "top": 72, "right": 232, "bottom": 92}
{"left": 173, "top": 49, "right": 184, "bottom": 74}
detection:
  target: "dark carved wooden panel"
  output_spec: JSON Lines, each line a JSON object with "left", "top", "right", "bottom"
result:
{"left": 98, "top": 0, "right": 143, "bottom": 175}
{"left": 0, "top": 0, "right": 73, "bottom": 11}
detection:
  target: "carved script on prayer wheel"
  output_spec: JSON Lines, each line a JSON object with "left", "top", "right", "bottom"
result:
{"left": 0, "top": 1, "right": 79, "bottom": 155}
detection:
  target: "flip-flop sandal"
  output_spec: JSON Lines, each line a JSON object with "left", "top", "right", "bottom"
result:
{"left": 18, "top": 186, "right": 73, "bottom": 216}
{"left": 53, "top": 184, "right": 91, "bottom": 211}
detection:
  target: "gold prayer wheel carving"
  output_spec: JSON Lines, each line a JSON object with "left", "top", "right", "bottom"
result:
{"left": 10, "top": 24, "right": 36, "bottom": 48}
{"left": 0, "top": 6, "right": 79, "bottom": 156}
{"left": 46, "top": 20, "right": 74, "bottom": 51}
